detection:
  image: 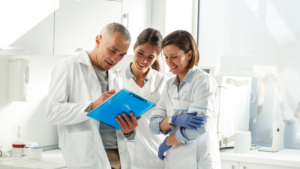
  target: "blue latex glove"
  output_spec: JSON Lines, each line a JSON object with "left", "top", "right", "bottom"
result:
{"left": 172, "top": 112, "right": 205, "bottom": 130}
{"left": 158, "top": 138, "right": 171, "bottom": 160}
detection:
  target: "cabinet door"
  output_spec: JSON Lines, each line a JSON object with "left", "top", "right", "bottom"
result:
{"left": 0, "top": 0, "right": 54, "bottom": 55}
{"left": 239, "top": 162, "right": 300, "bottom": 169}
{"left": 122, "top": 0, "right": 152, "bottom": 55}
{"left": 221, "top": 160, "right": 239, "bottom": 169}
{"left": 54, "top": 0, "right": 122, "bottom": 55}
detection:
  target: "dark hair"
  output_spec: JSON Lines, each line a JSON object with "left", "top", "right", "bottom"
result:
{"left": 162, "top": 30, "right": 199, "bottom": 69}
{"left": 135, "top": 28, "right": 163, "bottom": 71}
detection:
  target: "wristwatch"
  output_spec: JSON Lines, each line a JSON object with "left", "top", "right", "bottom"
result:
{"left": 124, "top": 130, "right": 135, "bottom": 137}
{"left": 168, "top": 116, "right": 175, "bottom": 126}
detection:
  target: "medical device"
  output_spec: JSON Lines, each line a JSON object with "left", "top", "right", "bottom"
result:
{"left": 198, "top": 66, "right": 251, "bottom": 148}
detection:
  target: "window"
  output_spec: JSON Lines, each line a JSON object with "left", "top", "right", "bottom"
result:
{"left": 198, "top": 0, "right": 300, "bottom": 149}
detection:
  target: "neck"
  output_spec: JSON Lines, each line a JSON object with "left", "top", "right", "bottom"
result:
{"left": 131, "top": 63, "right": 149, "bottom": 79}
{"left": 88, "top": 48, "right": 101, "bottom": 67}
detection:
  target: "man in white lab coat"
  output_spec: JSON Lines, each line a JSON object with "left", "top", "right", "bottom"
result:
{"left": 45, "top": 23, "right": 139, "bottom": 169}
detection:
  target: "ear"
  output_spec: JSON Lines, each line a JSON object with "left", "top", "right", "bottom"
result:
{"left": 188, "top": 50, "right": 193, "bottom": 60}
{"left": 133, "top": 43, "right": 136, "bottom": 52}
{"left": 96, "top": 35, "right": 102, "bottom": 47}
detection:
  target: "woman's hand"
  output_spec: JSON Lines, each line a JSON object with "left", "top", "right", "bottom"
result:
{"left": 158, "top": 137, "right": 171, "bottom": 160}
{"left": 116, "top": 112, "right": 141, "bottom": 134}
{"left": 173, "top": 112, "right": 205, "bottom": 130}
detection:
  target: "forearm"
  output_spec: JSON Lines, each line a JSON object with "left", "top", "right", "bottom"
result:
{"left": 46, "top": 101, "right": 90, "bottom": 125}
{"left": 166, "top": 134, "right": 182, "bottom": 146}
{"left": 159, "top": 117, "right": 173, "bottom": 131}
{"left": 149, "top": 115, "right": 171, "bottom": 135}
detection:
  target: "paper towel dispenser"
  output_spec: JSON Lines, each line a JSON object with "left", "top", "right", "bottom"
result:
{"left": 8, "top": 59, "right": 29, "bottom": 102}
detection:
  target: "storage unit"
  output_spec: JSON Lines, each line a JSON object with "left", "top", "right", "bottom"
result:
{"left": 0, "top": 0, "right": 54, "bottom": 55}
{"left": 54, "top": 0, "right": 123, "bottom": 55}
{"left": 220, "top": 147, "right": 300, "bottom": 169}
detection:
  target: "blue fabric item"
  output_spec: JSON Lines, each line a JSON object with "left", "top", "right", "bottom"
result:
{"left": 87, "top": 89, "right": 156, "bottom": 130}
{"left": 172, "top": 112, "right": 205, "bottom": 130}
{"left": 149, "top": 115, "right": 172, "bottom": 135}
{"left": 158, "top": 138, "right": 171, "bottom": 160}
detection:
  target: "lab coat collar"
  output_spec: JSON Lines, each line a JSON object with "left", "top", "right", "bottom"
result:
{"left": 125, "top": 63, "right": 154, "bottom": 82}
{"left": 172, "top": 66, "right": 196, "bottom": 85}
{"left": 77, "top": 50, "right": 93, "bottom": 67}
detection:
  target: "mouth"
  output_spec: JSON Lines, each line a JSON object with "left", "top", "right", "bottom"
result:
{"left": 137, "top": 61, "right": 146, "bottom": 68}
{"left": 170, "top": 65, "right": 178, "bottom": 69}
{"left": 106, "top": 60, "right": 114, "bottom": 66}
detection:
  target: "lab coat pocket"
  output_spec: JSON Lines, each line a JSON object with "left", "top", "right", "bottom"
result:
{"left": 126, "top": 140, "right": 135, "bottom": 161}
{"left": 66, "top": 131, "right": 96, "bottom": 167}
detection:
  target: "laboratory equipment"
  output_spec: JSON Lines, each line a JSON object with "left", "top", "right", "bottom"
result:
{"left": 272, "top": 121, "right": 285, "bottom": 151}
{"left": 12, "top": 126, "right": 25, "bottom": 157}
{"left": 8, "top": 59, "right": 29, "bottom": 102}
{"left": 198, "top": 66, "right": 251, "bottom": 148}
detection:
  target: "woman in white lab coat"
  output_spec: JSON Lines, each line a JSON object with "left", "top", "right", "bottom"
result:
{"left": 115, "top": 28, "right": 169, "bottom": 169}
{"left": 149, "top": 30, "right": 221, "bottom": 169}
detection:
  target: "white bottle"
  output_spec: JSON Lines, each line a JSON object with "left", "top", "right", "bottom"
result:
{"left": 12, "top": 126, "right": 26, "bottom": 157}
{"left": 272, "top": 121, "right": 285, "bottom": 151}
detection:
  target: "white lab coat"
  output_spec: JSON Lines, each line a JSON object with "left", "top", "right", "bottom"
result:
{"left": 115, "top": 64, "right": 169, "bottom": 169}
{"left": 45, "top": 51, "right": 131, "bottom": 169}
{"left": 151, "top": 66, "right": 221, "bottom": 169}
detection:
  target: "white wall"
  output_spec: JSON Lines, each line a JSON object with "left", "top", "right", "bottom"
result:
{"left": 0, "top": 55, "right": 66, "bottom": 152}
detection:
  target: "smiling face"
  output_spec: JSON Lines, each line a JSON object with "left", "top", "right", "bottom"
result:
{"left": 132, "top": 42, "right": 158, "bottom": 73}
{"left": 96, "top": 31, "right": 130, "bottom": 70}
{"left": 163, "top": 44, "right": 192, "bottom": 77}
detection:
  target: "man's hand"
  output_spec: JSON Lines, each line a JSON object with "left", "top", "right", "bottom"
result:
{"left": 91, "top": 89, "right": 116, "bottom": 110}
{"left": 116, "top": 112, "right": 141, "bottom": 134}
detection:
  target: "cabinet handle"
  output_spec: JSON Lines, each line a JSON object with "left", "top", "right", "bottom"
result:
{"left": 231, "top": 165, "right": 234, "bottom": 169}
{"left": 122, "top": 13, "right": 129, "bottom": 29}
{"left": 0, "top": 47, "right": 26, "bottom": 51}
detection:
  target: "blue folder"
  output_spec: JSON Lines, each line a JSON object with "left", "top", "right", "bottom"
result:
{"left": 87, "top": 88, "right": 156, "bottom": 130}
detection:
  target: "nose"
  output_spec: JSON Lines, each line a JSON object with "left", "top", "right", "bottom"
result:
{"left": 111, "top": 53, "right": 118, "bottom": 63}
{"left": 166, "top": 57, "right": 172, "bottom": 67}
{"left": 141, "top": 57, "right": 147, "bottom": 64}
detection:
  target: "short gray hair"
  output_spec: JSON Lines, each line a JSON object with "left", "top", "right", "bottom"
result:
{"left": 100, "top": 23, "right": 131, "bottom": 41}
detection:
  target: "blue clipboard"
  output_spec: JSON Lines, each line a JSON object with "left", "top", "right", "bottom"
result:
{"left": 87, "top": 88, "right": 156, "bottom": 130}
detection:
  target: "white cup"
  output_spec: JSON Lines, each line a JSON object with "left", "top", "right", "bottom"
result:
{"left": 234, "top": 131, "right": 251, "bottom": 153}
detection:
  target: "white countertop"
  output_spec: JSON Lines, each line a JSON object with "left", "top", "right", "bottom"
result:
{"left": 220, "top": 147, "right": 300, "bottom": 168}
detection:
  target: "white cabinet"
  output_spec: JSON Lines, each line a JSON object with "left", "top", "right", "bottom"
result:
{"left": 221, "top": 160, "right": 239, "bottom": 169}
{"left": 0, "top": 0, "right": 54, "bottom": 55}
{"left": 54, "top": 0, "right": 122, "bottom": 55}
{"left": 122, "top": 0, "right": 152, "bottom": 55}
{"left": 239, "top": 162, "right": 300, "bottom": 169}
{"left": 221, "top": 160, "right": 300, "bottom": 169}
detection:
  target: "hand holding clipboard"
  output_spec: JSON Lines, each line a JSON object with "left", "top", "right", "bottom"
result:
{"left": 87, "top": 89, "right": 156, "bottom": 130}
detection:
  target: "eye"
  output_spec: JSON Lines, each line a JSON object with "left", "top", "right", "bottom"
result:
{"left": 148, "top": 57, "right": 154, "bottom": 60}
{"left": 138, "top": 52, "right": 144, "bottom": 55}
{"left": 172, "top": 56, "right": 177, "bottom": 58}
{"left": 111, "top": 50, "right": 116, "bottom": 53}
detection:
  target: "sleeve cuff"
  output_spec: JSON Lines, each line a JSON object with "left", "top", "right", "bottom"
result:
{"left": 85, "top": 103, "right": 92, "bottom": 113}
{"left": 175, "top": 127, "right": 190, "bottom": 145}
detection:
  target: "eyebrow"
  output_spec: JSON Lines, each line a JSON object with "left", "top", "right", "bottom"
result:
{"left": 139, "top": 49, "right": 155, "bottom": 57}
{"left": 164, "top": 53, "right": 178, "bottom": 56}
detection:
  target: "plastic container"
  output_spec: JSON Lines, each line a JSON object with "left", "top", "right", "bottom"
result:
{"left": 24, "top": 142, "right": 38, "bottom": 156}
{"left": 12, "top": 126, "right": 26, "bottom": 157}
{"left": 28, "top": 147, "right": 42, "bottom": 161}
